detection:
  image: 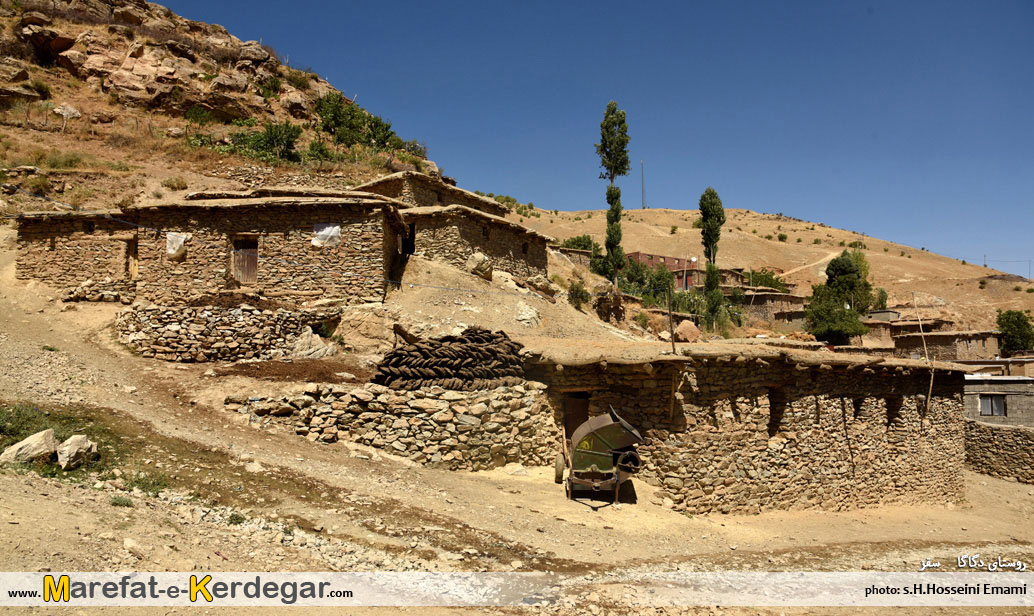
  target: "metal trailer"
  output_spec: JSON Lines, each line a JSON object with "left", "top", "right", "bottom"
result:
{"left": 554, "top": 407, "right": 644, "bottom": 502}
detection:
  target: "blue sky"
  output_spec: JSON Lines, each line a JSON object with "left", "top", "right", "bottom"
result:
{"left": 164, "top": 0, "right": 1033, "bottom": 278}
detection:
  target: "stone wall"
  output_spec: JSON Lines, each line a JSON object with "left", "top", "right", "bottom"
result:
{"left": 528, "top": 358, "right": 965, "bottom": 514}
{"left": 965, "top": 420, "right": 1034, "bottom": 484}
{"left": 133, "top": 205, "right": 395, "bottom": 305}
{"left": 226, "top": 382, "right": 558, "bottom": 470}
{"left": 16, "top": 216, "right": 136, "bottom": 290}
{"left": 115, "top": 303, "right": 341, "bottom": 362}
{"left": 551, "top": 246, "right": 592, "bottom": 269}
{"left": 409, "top": 214, "right": 547, "bottom": 278}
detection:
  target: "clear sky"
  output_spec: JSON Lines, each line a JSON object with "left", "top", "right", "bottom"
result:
{"left": 163, "top": 0, "right": 1033, "bottom": 278}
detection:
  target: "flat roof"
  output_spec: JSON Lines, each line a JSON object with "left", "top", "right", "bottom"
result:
{"left": 353, "top": 171, "right": 511, "bottom": 217}
{"left": 402, "top": 204, "right": 554, "bottom": 242}
{"left": 893, "top": 330, "right": 999, "bottom": 339}
{"left": 521, "top": 338, "right": 969, "bottom": 373}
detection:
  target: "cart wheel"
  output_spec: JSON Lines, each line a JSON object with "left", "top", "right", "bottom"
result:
{"left": 554, "top": 451, "right": 565, "bottom": 484}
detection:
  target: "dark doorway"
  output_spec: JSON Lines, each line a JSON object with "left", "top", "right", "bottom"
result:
{"left": 232, "top": 238, "right": 258, "bottom": 284}
{"left": 402, "top": 223, "right": 415, "bottom": 255}
{"left": 563, "top": 392, "right": 591, "bottom": 438}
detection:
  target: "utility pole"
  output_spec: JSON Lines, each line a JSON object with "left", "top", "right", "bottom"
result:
{"left": 641, "top": 160, "right": 646, "bottom": 209}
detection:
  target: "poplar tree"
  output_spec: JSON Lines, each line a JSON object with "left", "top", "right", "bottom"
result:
{"left": 595, "top": 101, "right": 630, "bottom": 280}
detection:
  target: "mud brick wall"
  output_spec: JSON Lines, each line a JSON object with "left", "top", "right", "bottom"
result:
{"left": 16, "top": 217, "right": 135, "bottom": 289}
{"left": 227, "top": 382, "right": 558, "bottom": 471}
{"left": 894, "top": 335, "right": 1000, "bottom": 361}
{"left": 115, "top": 304, "right": 341, "bottom": 362}
{"left": 133, "top": 206, "right": 395, "bottom": 305}
{"left": 530, "top": 358, "right": 965, "bottom": 514}
{"left": 964, "top": 420, "right": 1034, "bottom": 484}
{"left": 410, "top": 214, "right": 547, "bottom": 278}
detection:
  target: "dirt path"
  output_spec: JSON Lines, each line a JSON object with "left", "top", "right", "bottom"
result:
{"left": 781, "top": 250, "right": 839, "bottom": 276}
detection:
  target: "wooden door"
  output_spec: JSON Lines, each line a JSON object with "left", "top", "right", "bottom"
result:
{"left": 125, "top": 239, "right": 138, "bottom": 280}
{"left": 233, "top": 238, "right": 258, "bottom": 284}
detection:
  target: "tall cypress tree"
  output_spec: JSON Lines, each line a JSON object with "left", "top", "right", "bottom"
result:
{"left": 699, "top": 187, "right": 727, "bottom": 332}
{"left": 698, "top": 187, "right": 725, "bottom": 265}
{"left": 595, "top": 101, "right": 630, "bottom": 280}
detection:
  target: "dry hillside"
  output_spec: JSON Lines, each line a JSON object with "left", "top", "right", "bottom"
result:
{"left": 513, "top": 207, "right": 1034, "bottom": 330}
{"left": 0, "top": 0, "right": 425, "bottom": 217}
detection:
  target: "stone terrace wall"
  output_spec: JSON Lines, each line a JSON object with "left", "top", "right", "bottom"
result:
{"left": 965, "top": 420, "right": 1034, "bottom": 484}
{"left": 410, "top": 215, "right": 547, "bottom": 278}
{"left": 551, "top": 246, "right": 592, "bottom": 269}
{"left": 226, "top": 382, "right": 557, "bottom": 470}
{"left": 115, "top": 303, "right": 341, "bottom": 362}
{"left": 134, "top": 206, "right": 394, "bottom": 305}
{"left": 16, "top": 216, "right": 135, "bottom": 290}
{"left": 529, "top": 359, "right": 965, "bottom": 514}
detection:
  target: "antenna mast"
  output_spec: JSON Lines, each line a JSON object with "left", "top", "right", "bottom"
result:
{"left": 641, "top": 160, "right": 646, "bottom": 209}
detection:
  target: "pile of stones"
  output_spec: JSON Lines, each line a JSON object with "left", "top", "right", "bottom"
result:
{"left": 372, "top": 327, "right": 525, "bottom": 391}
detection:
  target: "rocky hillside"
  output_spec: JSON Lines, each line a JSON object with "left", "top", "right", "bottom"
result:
{"left": 2, "top": 0, "right": 335, "bottom": 121}
{"left": 0, "top": 0, "right": 426, "bottom": 215}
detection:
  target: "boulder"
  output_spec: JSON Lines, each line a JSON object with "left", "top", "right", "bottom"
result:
{"left": 56, "top": 435, "right": 98, "bottom": 470}
{"left": 238, "top": 42, "right": 270, "bottom": 63}
{"left": 0, "top": 429, "right": 59, "bottom": 465}
{"left": 113, "top": 5, "right": 147, "bottom": 25}
{"left": 465, "top": 252, "right": 493, "bottom": 281}
{"left": 0, "top": 58, "right": 29, "bottom": 83}
{"left": 0, "top": 84, "right": 40, "bottom": 105}
{"left": 18, "top": 11, "right": 52, "bottom": 28}
{"left": 515, "top": 302, "right": 540, "bottom": 327}
{"left": 675, "top": 320, "right": 702, "bottom": 343}
{"left": 291, "top": 326, "right": 337, "bottom": 359}
{"left": 281, "top": 90, "right": 309, "bottom": 118}
{"left": 56, "top": 49, "right": 86, "bottom": 76}
{"left": 525, "top": 275, "right": 558, "bottom": 297}
{"left": 52, "top": 103, "right": 81, "bottom": 120}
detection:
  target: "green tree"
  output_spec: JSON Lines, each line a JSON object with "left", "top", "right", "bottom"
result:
{"left": 562, "top": 234, "right": 606, "bottom": 275}
{"left": 805, "top": 251, "right": 873, "bottom": 344}
{"left": 874, "top": 288, "right": 888, "bottom": 311}
{"left": 698, "top": 187, "right": 726, "bottom": 265}
{"left": 805, "top": 284, "right": 869, "bottom": 345}
{"left": 996, "top": 309, "right": 1034, "bottom": 354}
{"left": 595, "top": 101, "right": 630, "bottom": 280}
{"left": 703, "top": 262, "right": 727, "bottom": 332}
{"left": 184, "top": 105, "right": 213, "bottom": 136}
{"left": 257, "top": 120, "right": 302, "bottom": 161}
{"left": 747, "top": 268, "right": 789, "bottom": 293}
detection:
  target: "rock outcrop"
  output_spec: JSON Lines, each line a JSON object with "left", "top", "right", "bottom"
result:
{"left": 0, "top": 429, "right": 59, "bottom": 465}
{"left": 3, "top": 0, "right": 344, "bottom": 121}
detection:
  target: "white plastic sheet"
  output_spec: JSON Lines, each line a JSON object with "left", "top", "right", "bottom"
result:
{"left": 165, "top": 232, "right": 188, "bottom": 260}
{"left": 312, "top": 223, "right": 341, "bottom": 247}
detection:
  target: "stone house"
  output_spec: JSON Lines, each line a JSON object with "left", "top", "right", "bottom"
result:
{"left": 963, "top": 375, "right": 1034, "bottom": 427}
{"left": 523, "top": 344, "right": 966, "bottom": 514}
{"left": 353, "top": 171, "right": 511, "bottom": 217}
{"left": 893, "top": 330, "right": 1000, "bottom": 361}
{"left": 863, "top": 318, "right": 954, "bottom": 344}
{"left": 739, "top": 291, "right": 807, "bottom": 323}
{"left": 399, "top": 205, "right": 551, "bottom": 278}
{"left": 124, "top": 191, "right": 408, "bottom": 305}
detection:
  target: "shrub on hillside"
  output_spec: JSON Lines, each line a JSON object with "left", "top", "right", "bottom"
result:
{"left": 568, "top": 279, "right": 591, "bottom": 310}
